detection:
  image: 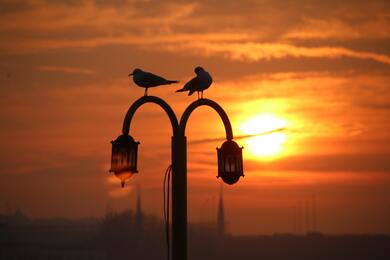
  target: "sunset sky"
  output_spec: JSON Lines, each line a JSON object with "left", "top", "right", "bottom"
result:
{"left": 0, "top": 0, "right": 389, "bottom": 235}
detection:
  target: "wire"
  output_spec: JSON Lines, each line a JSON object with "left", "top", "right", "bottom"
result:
{"left": 168, "top": 165, "right": 172, "bottom": 256}
{"left": 163, "top": 164, "right": 172, "bottom": 260}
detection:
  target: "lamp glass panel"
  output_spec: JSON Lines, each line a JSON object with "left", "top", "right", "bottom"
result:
{"left": 131, "top": 149, "right": 136, "bottom": 168}
{"left": 237, "top": 157, "right": 242, "bottom": 172}
{"left": 225, "top": 155, "right": 236, "bottom": 173}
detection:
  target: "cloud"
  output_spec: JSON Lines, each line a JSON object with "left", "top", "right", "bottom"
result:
{"left": 0, "top": 0, "right": 197, "bottom": 31}
{"left": 245, "top": 153, "right": 390, "bottom": 173}
{"left": 0, "top": 32, "right": 252, "bottom": 54}
{"left": 180, "top": 42, "right": 390, "bottom": 65}
{"left": 1, "top": 0, "right": 388, "bottom": 69}
{"left": 283, "top": 16, "right": 390, "bottom": 40}
{"left": 189, "top": 128, "right": 287, "bottom": 144}
{"left": 35, "top": 65, "right": 96, "bottom": 75}
{"left": 3, "top": 36, "right": 388, "bottom": 67}
{"left": 355, "top": 101, "right": 390, "bottom": 110}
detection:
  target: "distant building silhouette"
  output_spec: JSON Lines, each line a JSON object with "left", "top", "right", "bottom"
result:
{"left": 1, "top": 205, "right": 390, "bottom": 259}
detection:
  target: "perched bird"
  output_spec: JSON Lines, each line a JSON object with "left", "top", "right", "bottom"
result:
{"left": 176, "top": 66, "right": 212, "bottom": 99}
{"left": 129, "top": 68, "right": 179, "bottom": 96}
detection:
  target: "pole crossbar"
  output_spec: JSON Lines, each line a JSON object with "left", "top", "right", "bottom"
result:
{"left": 180, "top": 98, "right": 233, "bottom": 140}
{"left": 122, "top": 96, "right": 180, "bottom": 137}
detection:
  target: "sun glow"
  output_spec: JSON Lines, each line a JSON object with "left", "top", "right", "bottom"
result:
{"left": 239, "top": 114, "right": 288, "bottom": 159}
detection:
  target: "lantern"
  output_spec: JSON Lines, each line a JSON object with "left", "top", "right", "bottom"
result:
{"left": 217, "top": 140, "right": 244, "bottom": 185}
{"left": 109, "top": 134, "right": 140, "bottom": 188}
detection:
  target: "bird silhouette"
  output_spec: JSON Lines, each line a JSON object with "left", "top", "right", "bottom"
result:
{"left": 176, "top": 66, "right": 212, "bottom": 99}
{"left": 129, "top": 68, "right": 179, "bottom": 96}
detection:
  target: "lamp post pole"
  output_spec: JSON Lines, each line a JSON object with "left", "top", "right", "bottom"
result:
{"left": 120, "top": 96, "right": 236, "bottom": 260}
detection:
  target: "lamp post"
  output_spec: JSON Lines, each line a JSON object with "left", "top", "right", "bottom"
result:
{"left": 110, "top": 95, "right": 244, "bottom": 260}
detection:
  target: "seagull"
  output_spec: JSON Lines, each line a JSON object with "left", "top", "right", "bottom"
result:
{"left": 129, "top": 68, "right": 179, "bottom": 96}
{"left": 176, "top": 66, "right": 212, "bottom": 99}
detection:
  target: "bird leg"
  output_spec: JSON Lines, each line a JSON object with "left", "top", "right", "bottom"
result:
{"left": 144, "top": 88, "right": 148, "bottom": 96}
{"left": 197, "top": 91, "right": 200, "bottom": 100}
{"left": 201, "top": 91, "right": 204, "bottom": 99}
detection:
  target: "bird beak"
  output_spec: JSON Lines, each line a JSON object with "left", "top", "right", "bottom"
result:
{"left": 128, "top": 73, "right": 133, "bottom": 76}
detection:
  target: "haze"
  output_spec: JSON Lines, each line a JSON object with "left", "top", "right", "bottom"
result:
{"left": 0, "top": 0, "right": 389, "bottom": 235}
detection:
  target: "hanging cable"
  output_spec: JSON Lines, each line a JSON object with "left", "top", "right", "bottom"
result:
{"left": 163, "top": 164, "right": 172, "bottom": 260}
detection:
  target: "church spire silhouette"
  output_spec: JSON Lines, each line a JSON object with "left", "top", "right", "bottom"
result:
{"left": 135, "top": 185, "right": 143, "bottom": 228}
{"left": 217, "top": 184, "right": 225, "bottom": 237}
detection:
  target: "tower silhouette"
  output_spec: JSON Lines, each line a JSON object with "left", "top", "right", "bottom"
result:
{"left": 135, "top": 185, "right": 143, "bottom": 228}
{"left": 305, "top": 199, "right": 310, "bottom": 233}
{"left": 131, "top": 185, "right": 144, "bottom": 258}
{"left": 311, "top": 193, "right": 317, "bottom": 233}
{"left": 293, "top": 204, "right": 298, "bottom": 234}
{"left": 217, "top": 184, "right": 225, "bottom": 237}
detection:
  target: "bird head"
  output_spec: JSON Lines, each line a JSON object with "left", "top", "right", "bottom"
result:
{"left": 194, "top": 66, "right": 204, "bottom": 75}
{"left": 128, "top": 68, "right": 142, "bottom": 77}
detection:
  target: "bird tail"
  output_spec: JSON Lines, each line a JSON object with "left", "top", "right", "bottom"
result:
{"left": 176, "top": 88, "right": 187, "bottom": 92}
{"left": 166, "top": 80, "right": 179, "bottom": 84}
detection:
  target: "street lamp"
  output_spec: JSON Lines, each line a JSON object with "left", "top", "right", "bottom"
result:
{"left": 111, "top": 95, "right": 243, "bottom": 260}
{"left": 109, "top": 134, "right": 140, "bottom": 188}
{"left": 217, "top": 140, "right": 244, "bottom": 185}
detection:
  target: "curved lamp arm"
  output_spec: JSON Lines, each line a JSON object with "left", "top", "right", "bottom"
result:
{"left": 122, "top": 96, "right": 180, "bottom": 136}
{"left": 179, "top": 98, "right": 233, "bottom": 140}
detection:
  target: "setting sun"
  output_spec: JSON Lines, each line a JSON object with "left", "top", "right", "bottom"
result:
{"left": 240, "top": 114, "right": 288, "bottom": 158}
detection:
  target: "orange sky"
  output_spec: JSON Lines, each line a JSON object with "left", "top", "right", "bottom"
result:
{"left": 0, "top": 0, "right": 389, "bottom": 235}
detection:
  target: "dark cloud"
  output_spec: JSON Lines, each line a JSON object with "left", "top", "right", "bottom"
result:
{"left": 1, "top": 0, "right": 388, "bottom": 54}
{"left": 355, "top": 101, "right": 390, "bottom": 110}
{"left": 0, "top": 1, "right": 32, "bottom": 14}
{"left": 290, "top": 38, "right": 390, "bottom": 56}
{"left": 246, "top": 153, "right": 390, "bottom": 173}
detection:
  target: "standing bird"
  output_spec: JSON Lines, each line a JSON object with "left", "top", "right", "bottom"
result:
{"left": 176, "top": 66, "right": 212, "bottom": 99}
{"left": 129, "top": 68, "right": 179, "bottom": 96}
